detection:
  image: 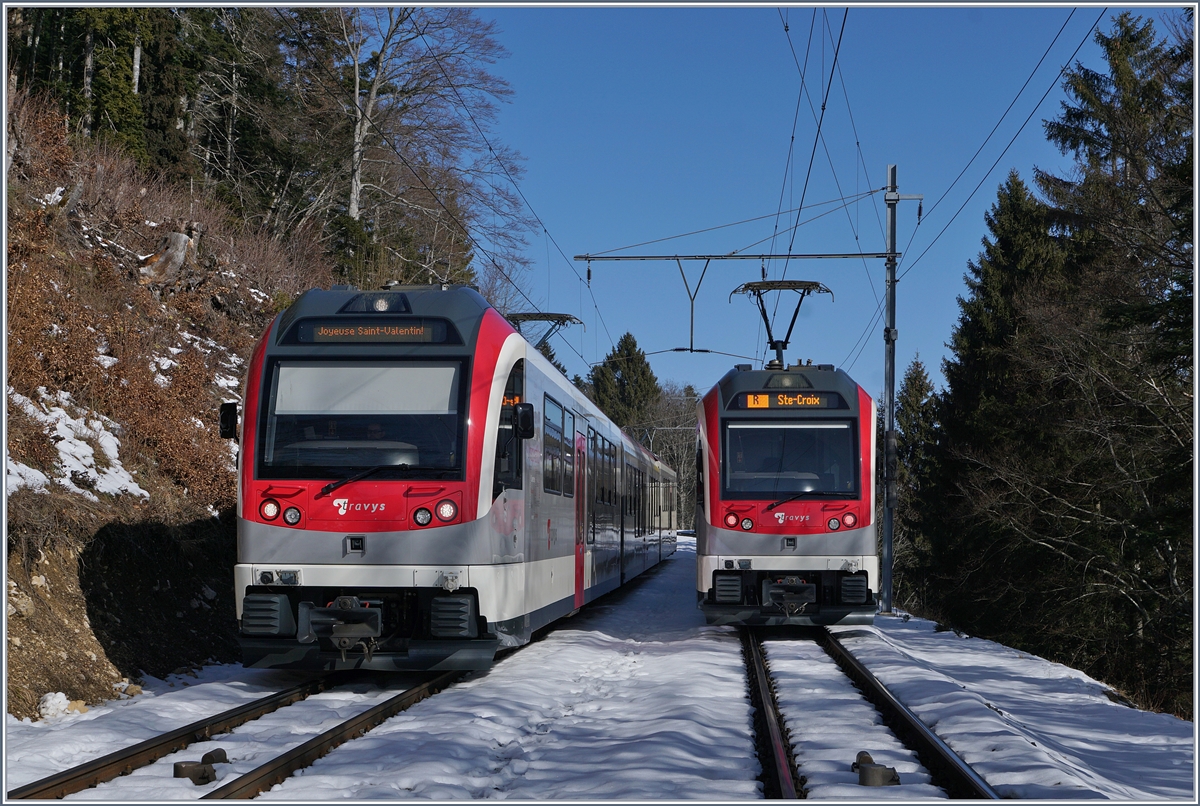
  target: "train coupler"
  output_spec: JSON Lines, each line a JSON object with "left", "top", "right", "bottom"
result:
{"left": 297, "top": 597, "right": 382, "bottom": 645}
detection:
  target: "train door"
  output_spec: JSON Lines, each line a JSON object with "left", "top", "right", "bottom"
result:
{"left": 574, "top": 428, "right": 586, "bottom": 609}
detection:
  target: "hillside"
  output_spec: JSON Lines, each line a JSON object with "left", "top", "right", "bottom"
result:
{"left": 5, "top": 93, "right": 329, "bottom": 720}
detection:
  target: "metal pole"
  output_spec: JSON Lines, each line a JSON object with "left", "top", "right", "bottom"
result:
{"left": 881, "top": 165, "right": 899, "bottom": 615}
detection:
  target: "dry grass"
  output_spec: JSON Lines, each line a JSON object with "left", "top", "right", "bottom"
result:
{"left": 5, "top": 91, "right": 330, "bottom": 718}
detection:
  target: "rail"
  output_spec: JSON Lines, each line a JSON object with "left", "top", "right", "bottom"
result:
{"left": 203, "top": 669, "right": 463, "bottom": 799}
{"left": 7, "top": 675, "right": 334, "bottom": 800}
{"left": 740, "top": 628, "right": 799, "bottom": 799}
{"left": 817, "top": 628, "right": 1000, "bottom": 799}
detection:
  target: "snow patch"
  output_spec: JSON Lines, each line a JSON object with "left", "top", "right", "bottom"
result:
{"left": 6, "top": 387, "right": 149, "bottom": 501}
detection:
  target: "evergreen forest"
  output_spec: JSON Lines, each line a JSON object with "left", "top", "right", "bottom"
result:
{"left": 889, "top": 13, "right": 1192, "bottom": 717}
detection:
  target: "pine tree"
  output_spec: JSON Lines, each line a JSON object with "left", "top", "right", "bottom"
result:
{"left": 587, "top": 333, "right": 661, "bottom": 444}
{"left": 892, "top": 356, "right": 938, "bottom": 612}
{"left": 919, "top": 12, "right": 1193, "bottom": 715}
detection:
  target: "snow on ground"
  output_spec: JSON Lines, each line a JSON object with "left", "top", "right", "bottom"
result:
{"left": 255, "top": 543, "right": 757, "bottom": 800}
{"left": 4, "top": 665, "right": 313, "bottom": 791}
{"left": 4, "top": 536, "right": 1194, "bottom": 801}
{"left": 829, "top": 621, "right": 1195, "bottom": 800}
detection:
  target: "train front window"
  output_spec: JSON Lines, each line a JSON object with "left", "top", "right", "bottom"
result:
{"left": 723, "top": 421, "right": 857, "bottom": 498}
{"left": 259, "top": 360, "right": 465, "bottom": 479}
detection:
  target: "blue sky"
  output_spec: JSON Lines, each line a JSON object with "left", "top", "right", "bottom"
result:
{"left": 474, "top": 3, "right": 1182, "bottom": 400}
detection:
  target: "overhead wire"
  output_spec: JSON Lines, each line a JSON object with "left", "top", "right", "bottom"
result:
{"left": 588, "top": 191, "right": 880, "bottom": 256}
{"left": 417, "top": 30, "right": 617, "bottom": 363}
{"left": 770, "top": 8, "right": 819, "bottom": 269}
{"left": 764, "top": 7, "right": 850, "bottom": 367}
{"left": 778, "top": 8, "right": 848, "bottom": 286}
{"left": 914, "top": 8, "right": 1076, "bottom": 230}
{"left": 841, "top": 8, "right": 1103, "bottom": 373}
{"left": 896, "top": 7, "right": 1106, "bottom": 282}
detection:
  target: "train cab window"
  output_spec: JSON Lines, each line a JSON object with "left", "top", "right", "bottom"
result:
{"left": 696, "top": 444, "right": 705, "bottom": 507}
{"left": 258, "top": 360, "right": 465, "bottom": 480}
{"left": 544, "top": 396, "right": 563, "bottom": 494}
{"left": 492, "top": 359, "right": 525, "bottom": 499}
{"left": 723, "top": 421, "right": 857, "bottom": 499}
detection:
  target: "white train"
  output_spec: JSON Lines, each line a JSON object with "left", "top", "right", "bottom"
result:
{"left": 220, "top": 284, "right": 677, "bottom": 670}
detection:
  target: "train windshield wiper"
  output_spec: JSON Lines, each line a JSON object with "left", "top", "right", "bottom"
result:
{"left": 765, "top": 490, "right": 847, "bottom": 511}
{"left": 315, "top": 464, "right": 454, "bottom": 498}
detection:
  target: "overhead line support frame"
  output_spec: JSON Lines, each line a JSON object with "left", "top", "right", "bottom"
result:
{"left": 573, "top": 252, "right": 897, "bottom": 356}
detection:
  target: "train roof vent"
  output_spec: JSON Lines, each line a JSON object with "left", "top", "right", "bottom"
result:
{"left": 817, "top": 363, "right": 835, "bottom": 371}
{"left": 735, "top": 364, "right": 752, "bottom": 372}
{"left": 765, "top": 373, "right": 812, "bottom": 389}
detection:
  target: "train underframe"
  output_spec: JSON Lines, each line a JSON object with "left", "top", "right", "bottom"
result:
{"left": 698, "top": 557, "right": 877, "bottom": 627}
{"left": 237, "top": 583, "right": 500, "bottom": 671}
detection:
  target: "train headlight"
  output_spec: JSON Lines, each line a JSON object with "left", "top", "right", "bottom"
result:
{"left": 827, "top": 517, "right": 841, "bottom": 530}
{"left": 724, "top": 512, "right": 739, "bottom": 528}
{"left": 740, "top": 518, "right": 754, "bottom": 531}
{"left": 435, "top": 499, "right": 458, "bottom": 522}
{"left": 842, "top": 512, "right": 857, "bottom": 528}
{"left": 414, "top": 507, "right": 433, "bottom": 526}
{"left": 282, "top": 506, "right": 302, "bottom": 526}
{"left": 258, "top": 571, "right": 274, "bottom": 585}
{"left": 260, "top": 499, "right": 280, "bottom": 520}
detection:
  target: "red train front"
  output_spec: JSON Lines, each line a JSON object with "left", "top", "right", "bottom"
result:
{"left": 221, "top": 283, "right": 678, "bottom": 671}
{"left": 695, "top": 362, "right": 877, "bottom": 626}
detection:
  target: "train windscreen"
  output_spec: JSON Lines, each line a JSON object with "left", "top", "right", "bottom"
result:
{"left": 258, "top": 360, "right": 464, "bottom": 479}
{"left": 723, "top": 421, "right": 857, "bottom": 498}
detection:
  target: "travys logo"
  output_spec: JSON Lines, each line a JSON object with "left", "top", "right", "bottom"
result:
{"left": 774, "top": 512, "right": 811, "bottom": 525}
{"left": 331, "top": 498, "right": 386, "bottom": 516}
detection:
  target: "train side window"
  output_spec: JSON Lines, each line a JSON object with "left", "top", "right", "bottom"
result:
{"left": 588, "top": 428, "right": 599, "bottom": 506}
{"left": 695, "top": 444, "right": 705, "bottom": 508}
{"left": 492, "top": 359, "right": 524, "bottom": 500}
{"left": 604, "top": 439, "right": 613, "bottom": 505}
{"left": 562, "top": 410, "right": 575, "bottom": 498}
{"left": 544, "top": 395, "right": 563, "bottom": 495}
{"left": 587, "top": 428, "right": 599, "bottom": 544}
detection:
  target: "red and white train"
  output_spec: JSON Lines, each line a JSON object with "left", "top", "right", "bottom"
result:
{"left": 220, "top": 284, "right": 677, "bottom": 670}
{"left": 695, "top": 362, "right": 877, "bottom": 626}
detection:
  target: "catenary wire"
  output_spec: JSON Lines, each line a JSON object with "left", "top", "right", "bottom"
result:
{"left": 896, "top": 8, "right": 1106, "bottom": 282}
{"left": 417, "top": 30, "right": 617, "bottom": 360}
{"left": 843, "top": 8, "right": 1103, "bottom": 374}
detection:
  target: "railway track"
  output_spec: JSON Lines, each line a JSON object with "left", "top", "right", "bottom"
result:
{"left": 7, "top": 675, "right": 335, "bottom": 799}
{"left": 7, "top": 671, "right": 463, "bottom": 800}
{"left": 742, "top": 627, "right": 999, "bottom": 800}
{"left": 203, "top": 669, "right": 461, "bottom": 799}
{"left": 740, "top": 628, "right": 799, "bottom": 799}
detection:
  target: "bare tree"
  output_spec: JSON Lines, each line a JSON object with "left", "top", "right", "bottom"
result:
{"left": 629, "top": 381, "right": 701, "bottom": 529}
{"left": 271, "top": 7, "right": 533, "bottom": 299}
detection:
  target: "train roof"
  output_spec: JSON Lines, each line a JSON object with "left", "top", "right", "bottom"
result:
{"left": 269, "top": 283, "right": 503, "bottom": 349}
{"left": 711, "top": 362, "right": 863, "bottom": 407}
